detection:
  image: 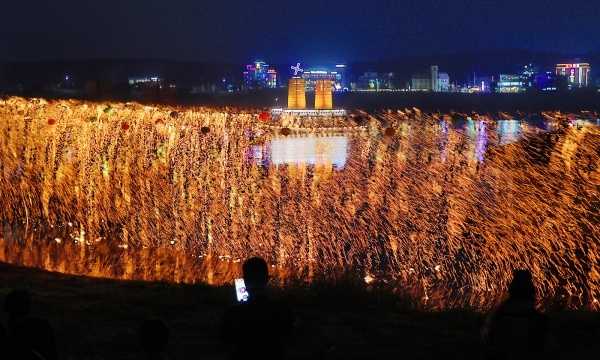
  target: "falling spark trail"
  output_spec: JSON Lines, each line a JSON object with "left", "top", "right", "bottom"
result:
{"left": 0, "top": 97, "right": 598, "bottom": 310}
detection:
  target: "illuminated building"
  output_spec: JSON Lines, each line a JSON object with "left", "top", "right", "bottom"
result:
{"left": 438, "top": 73, "right": 450, "bottom": 92}
{"left": 358, "top": 72, "right": 395, "bottom": 91}
{"left": 496, "top": 74, "right": 525, "bottom": 93}
{"left": 127, "top": 76, "right": 176, "bottom": 100}
{"left": 411, "top": 75, "right": 431, "bottom": 91}
{"left": 287, "top": 78, "right": 306, "bottom": 109}
{"left": 334, "top": 64, "right": 348, "bottom": 90}
{"left": 128, "top": 76, "right": 162, "bottom": 86}
{"left": 243, "top": 60, "right": 278, "bottom": 89}
{"left": 534, "top": 72, "right": 559, "bottom": 92}
{"left": 314, "top": 79, "right": 333, "bottom": 109}
{"left": 302, "top": 65, "right": 346, "bottom": 91}
{"left": 410, "top": 65, "right": 445, "bottom": 92}
{"left": 431, "top": 65, "right": 439, "bottom": 92}
{"left": 521, "top": 64, "right": 538, "bottom": 88}
{"left": 266, "top": 69, "right": 277, "bottom": 88}
{"left": 472, "top": 75, "right": 494, "bottom": 93}
{"left": 556, "top": 63, "right": 591, "bottom": 88}
{"left": 276, "top": 62, "right": 344, "bottom": 116}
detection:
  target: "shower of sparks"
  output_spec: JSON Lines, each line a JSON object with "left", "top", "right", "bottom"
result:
{"left": 0, "top": 97, "right": 598, "bottom": 310}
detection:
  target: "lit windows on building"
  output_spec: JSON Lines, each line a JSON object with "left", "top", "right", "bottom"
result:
{"left": 302, "top": 68, "right": 345, "bottom": 92}
{"left": 128, "top": 76, "right": 161, "bottom": 86}
{"left": 266, "top": 69, "right": 277, "bottom": 88}
{"left": 496, "top": 74, "right": 525, "bottom": 93}
{"left": 243, "top": 60, "right": 278, "bottom": 89}
{"left": 521, "top": 64, "right": 538, "bottom": 88}
{"left": 555, "top": 63, "right": 591, "bottom": 88}
{"left": 438, "top": 73, "right": 450, "bottom": 92}
{"left": 534, "top": 72, "right": 558, "bottom": 92}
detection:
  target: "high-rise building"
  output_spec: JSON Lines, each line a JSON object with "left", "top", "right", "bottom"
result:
{"left": 243, "top": 60, "right": 278, "bottom": 89}
{"left": 288, "top": 78, "right": 306, "bottom": 109}
{"left": 556, "top": 63, "right": 591, "bottom": 88}
{"left": 266, "top": 69, "right": 277, "bottom": 88}
{"left": 314, "top": 80, "right": 333, "bottom": 109}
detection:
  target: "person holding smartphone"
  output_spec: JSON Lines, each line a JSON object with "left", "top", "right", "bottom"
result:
{"left": 222, "top": 257, "right": 294, "bottom": 360}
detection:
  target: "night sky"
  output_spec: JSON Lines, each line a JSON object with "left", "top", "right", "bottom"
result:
{"left": 1, "top": 0, "right": 599, "bottom": 63}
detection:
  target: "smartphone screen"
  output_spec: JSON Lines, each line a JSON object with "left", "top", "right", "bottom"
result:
{"left": 235, "top": 278, "right": 249, "bottom": 302}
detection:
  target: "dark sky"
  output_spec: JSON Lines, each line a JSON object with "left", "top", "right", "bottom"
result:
{"left": 1, "top": 0, "right": 599, "bottom": 63}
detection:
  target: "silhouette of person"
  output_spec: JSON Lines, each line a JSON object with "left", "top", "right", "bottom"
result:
{"left": 4, "top": 289, "right": 58, "bottom": 360}
{"left": 222, "top": 257, "right": 293, "bottom": 360}
{"left": 138, "top": 319, "right": 170, "bottom": 360}
{"left": 482, "top": 270, "right": 547, "bottom": 360}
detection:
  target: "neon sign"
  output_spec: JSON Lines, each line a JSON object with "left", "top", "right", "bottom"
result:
{"left": 291, "top": 63, "right": 304, "bottom": 76}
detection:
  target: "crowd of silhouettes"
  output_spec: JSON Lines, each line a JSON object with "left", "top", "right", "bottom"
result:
{"left": 1, "top": 259, "right": 550, "bottom": 360}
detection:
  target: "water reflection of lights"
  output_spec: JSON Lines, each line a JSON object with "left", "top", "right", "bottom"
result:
{"left": 475, "top": 122, "right": 488, "bottom": 162}
{"left": 252, "top": 135, "right": 349, "bottom": 169}
{"left": 497, "top": 120, "right": 522, "bottom": 145}
{"left": 273, "top": 135, "right": 348, "bottom": 168}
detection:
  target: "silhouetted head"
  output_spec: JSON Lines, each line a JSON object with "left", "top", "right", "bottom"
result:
{"left": 243, "top": 257, "right": 269, "bottom": 291}
{"left": 4, "top": 289, "right": 31, "bottom": 320}
{"left": 139, "top": 319, "right": 169, "bottom": 355}
{"left": 508, "top": 270, "right": 536, "bottom": 301}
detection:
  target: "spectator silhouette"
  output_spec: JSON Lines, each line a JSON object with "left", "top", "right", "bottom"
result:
{"left": 222, "top": 257, "right": 293, "bottom": 360}
{"left": 4, "top": 289, "right": 57, "bottom": 360}
{"left": 138, "top": 319, "right": 170, "bottom": 360}
{"left": 482, "top": 270, "right": 547, "bottom": 360}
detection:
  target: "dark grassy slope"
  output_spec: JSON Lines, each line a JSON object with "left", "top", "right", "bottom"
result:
{"left": 0, "top": 262, "right": 598, "bottom": 360}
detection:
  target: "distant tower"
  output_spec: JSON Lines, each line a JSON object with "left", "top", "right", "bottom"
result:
{"left": 314, "top": 79, "right": 333, "bottom": 109}
{"left": 431, "top": 65, "right": 439, "bottom": 92}
{"left": 288, "top": 78, "right": 306, "bottom": 109}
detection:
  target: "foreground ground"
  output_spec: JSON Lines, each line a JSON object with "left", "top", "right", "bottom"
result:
{"left": 0, "top": 262, "right": 598, "bottom": 360}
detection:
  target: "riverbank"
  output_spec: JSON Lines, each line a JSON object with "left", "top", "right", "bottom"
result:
{"left": 0, "top": 262, "right": 598, "bottom": 360}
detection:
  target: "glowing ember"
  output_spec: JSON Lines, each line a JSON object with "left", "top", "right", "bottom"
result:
{"left": 0, "top": 97, "right": 598, "bottom": 310}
